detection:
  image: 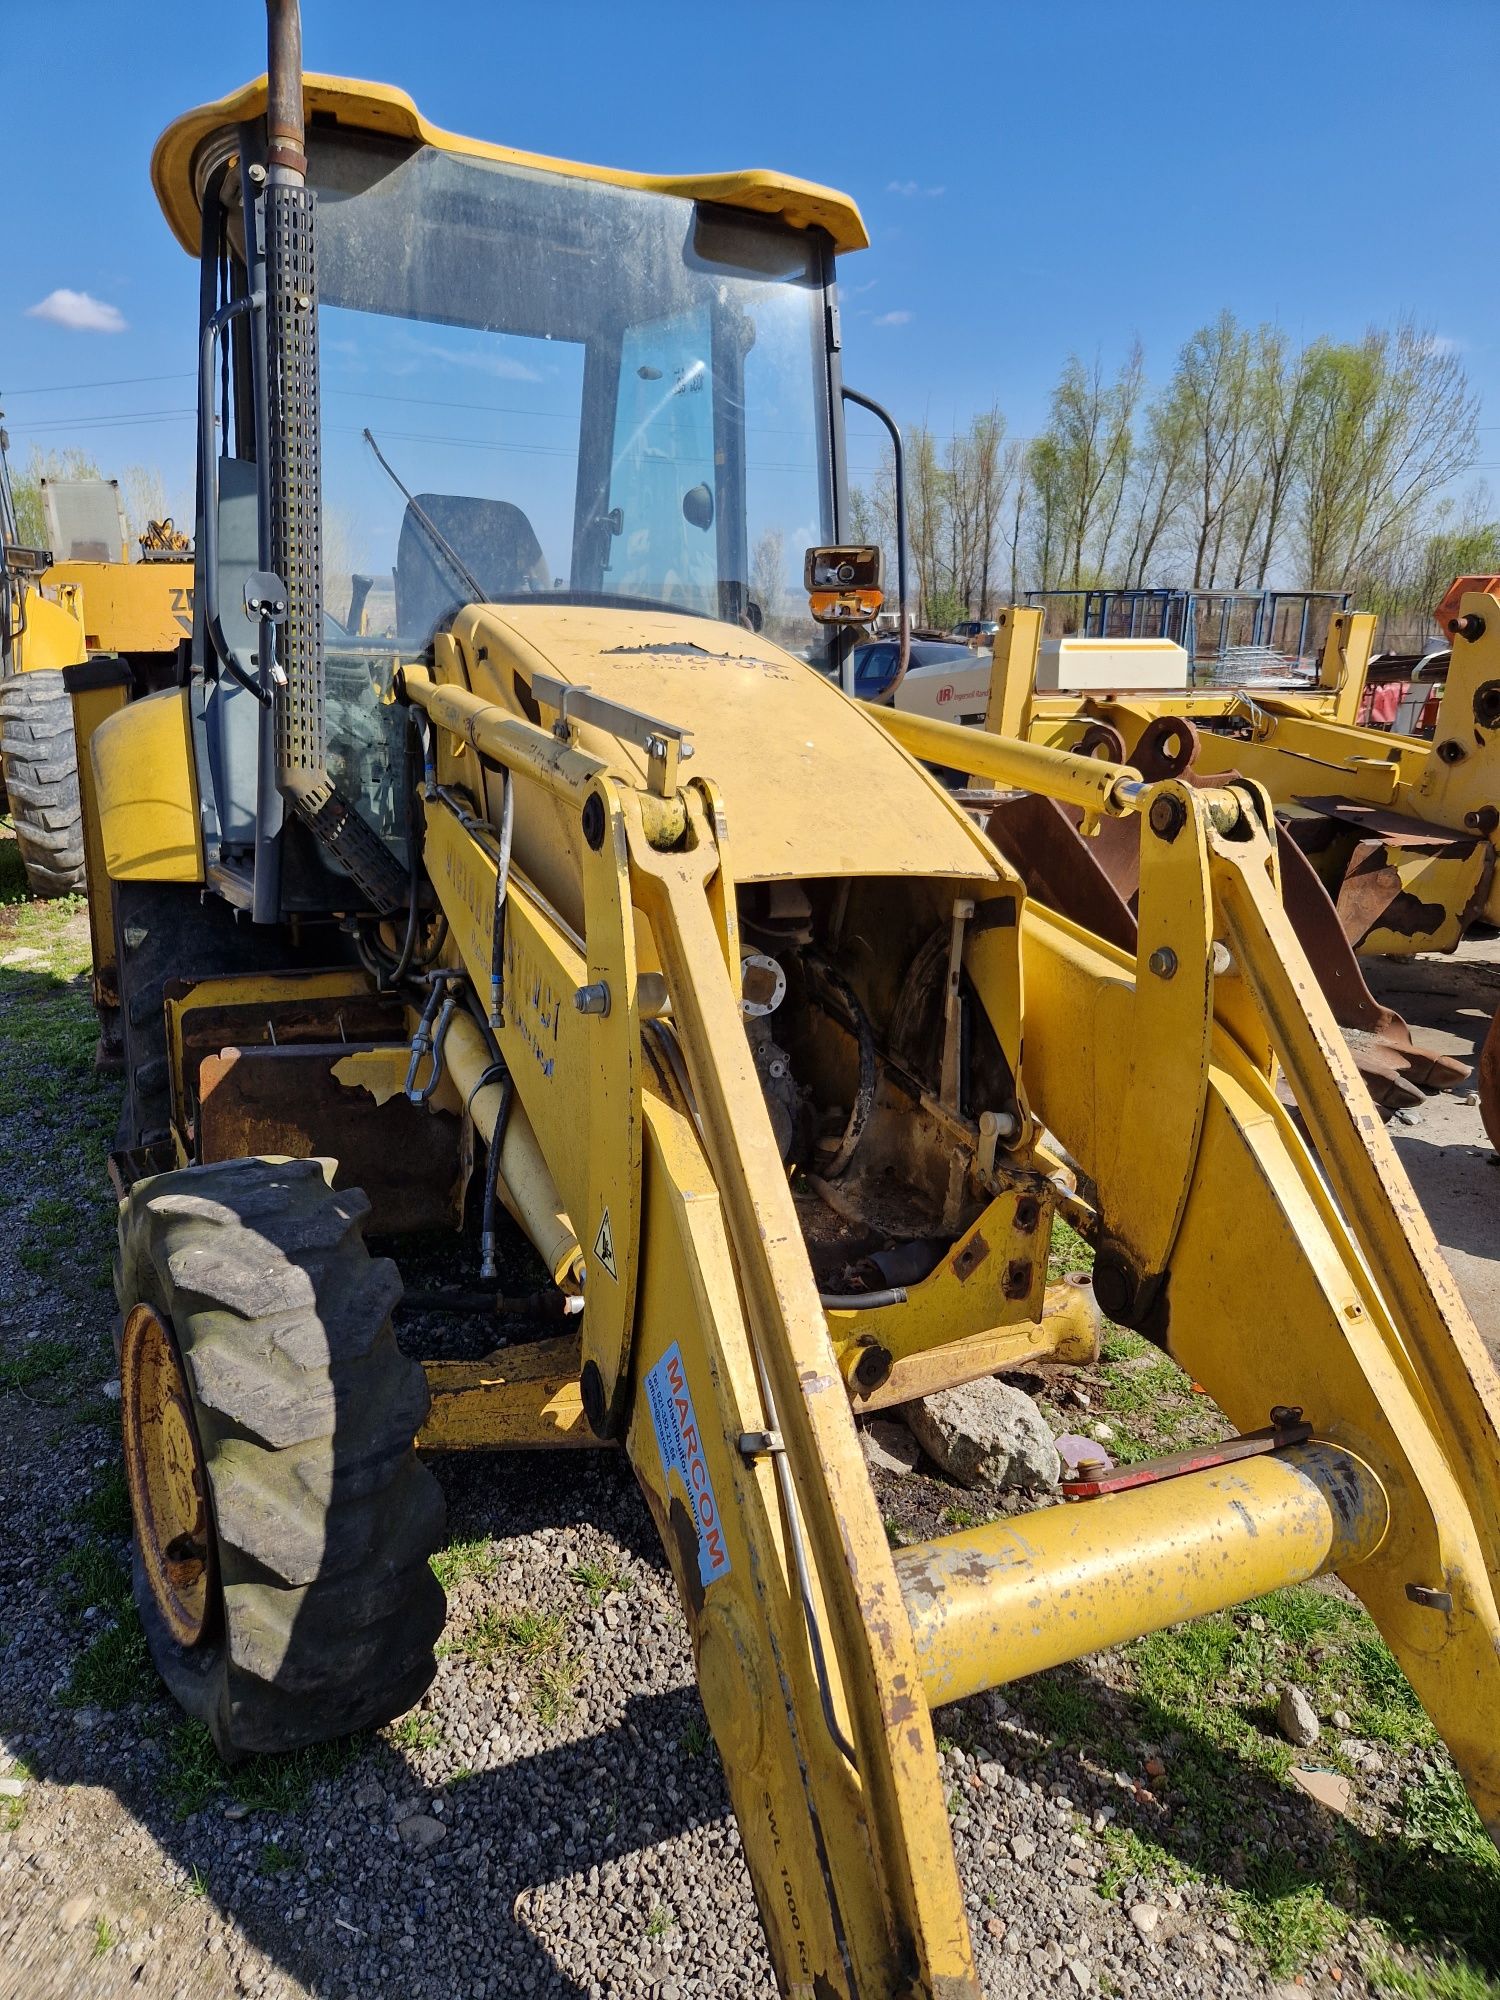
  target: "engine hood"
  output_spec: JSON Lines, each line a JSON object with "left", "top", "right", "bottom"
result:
{"left": 450, "top": 603, "right": 995, "bottom": 884}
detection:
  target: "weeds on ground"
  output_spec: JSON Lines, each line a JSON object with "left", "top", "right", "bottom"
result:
{"left": 164, "top": 1720, "right": 362, "bottom": 1818}
{"left": 531, "top": 1653, "right": 583, "bottom": 1727}
{"left": 678, "top": 1715, "right": 712, "bottom": 1759}
{"left": 60, "top": 1619, "right": 153, "bottom": 1711}
{"left": 0, "top": 1339, "right": 74, "bottom": 1393}
{"left": 569, "top": 1559, "right": 627, "bottom": 1605}
{"left": 260, "top": 1838, "right": 301, "bottom": 1877}
{"left": 1046, "top": 1215, "right": 1094, "bottom": 1281}
{"left": 1067, "top": 1580, "right": 1500, "bottom": 1985}
{"left": 52, "top": 1538, "right": 130, "bottom": 1621}
{"left": 72, "top": 1461, "right": 132, "bottom": 1539}
{"left": 429, "top": 1538, "right": 498, "bottom": 1589}
{"left": 92, "top": 1917, "right": 115, "bottom": 1957}
{"left": 644, "top": 1906, "right": 672, "bottom": 1940}
{"left": 389, "top": 1712, "right": 442, "bottom": 1753}
{"left": 1371, "top": 1957, "right": 1500, "bottom": 1999}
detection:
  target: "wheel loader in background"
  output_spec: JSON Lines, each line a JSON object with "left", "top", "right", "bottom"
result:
{"left": 67, "top": 6, "right": 1500, "bottom": 1993}
{"left": 0, "top": 426, "right": 193, "bottom": 901}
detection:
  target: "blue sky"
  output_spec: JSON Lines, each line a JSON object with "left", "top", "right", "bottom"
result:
{"left": 4, "top": 0, "right": 1497, "bottom": 513}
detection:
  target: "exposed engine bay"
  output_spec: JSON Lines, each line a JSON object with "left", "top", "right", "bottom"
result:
{"left": 725, "top": 874, "right": 1031, "bottom": 1302}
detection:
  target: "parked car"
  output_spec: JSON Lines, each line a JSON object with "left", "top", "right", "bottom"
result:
{"left": 950, "top": 619, "right": 999, "bottom": 646}
{"left": 852, "top": 638, "right": 984, "bottom": 706}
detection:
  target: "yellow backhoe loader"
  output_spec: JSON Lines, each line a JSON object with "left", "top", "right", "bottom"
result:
{"left": 0, "top": 428, "right": 193, "bottom": 901}
{"left": 71, "top": 8, "right": 1500, "bottom": 1993}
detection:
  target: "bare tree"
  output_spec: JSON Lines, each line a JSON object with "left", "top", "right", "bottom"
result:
{"left": 1292, "top": 321, "right": 1480, "bottom": 587}
{"left": 1032, "top": 344, "right": 1142, "bottom": 585}
{"left": 1120, "top": 387, "right": 1192, "bottom": 585}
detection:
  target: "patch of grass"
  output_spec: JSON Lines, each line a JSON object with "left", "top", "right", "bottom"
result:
{"left": 163, "top": 1720, "right": 362, "bottom": 1819}
{"left": 939, "top": 1503, "right": 987, "bottom": 1530}
{"left": 93, "top": 1917, "right": 116, "bottom": 1957}
{"left": 644, "top": 1905, "right": 672, "bottom": 1940}
{"left": 60, "top": 1618, "right": 153, "bottom": 1711}
{"left": 1019, "top": 1669, "right": 1109, "bottom": 1750}
{"left": 1095, "top": 1825, "right": 1190, "bottom": 1901}
{"left": 52, "top": 1538, "right": 130, "bottom": 1621}
{"left": 429, "top": 1538, "right": 498, "bottom": 1589}
{"left": 679, "top": 1716, "right": 712, "bottom": 1758}
{"left": 532, "top": 1653, "right": 583, "bottom": 1728}
{"left": 183, "top": 1866, "right": 208, "bottom": 1900}
{"left": 390, "top": 1711, "right": 442, "bottom": 1753}
{"left": 1371, "top": 1957, "right": 1500, "bottom": 2000}
{"left": 449, "top": 1766, "right": 476, "bottom": 1788}
{"left": 72, "top": 1461, "right": 132, "bottom": 1538}
{"left": 260, "top": 1838, "right": 301, "bottom": 1877}
{"left": 1229, "top": 1851, "right": 1347, "bottom": 1979}
{"left": 569, "top": 1559, "right": 626, "bottom": 1605}
{"left": 1046, "top": 1215, "right": 1094, "bottom": 1280}
{"left": 460, "top": 1606, "right": 564, "bottom": 1669}
{"left": 0, "top": 1338, "right": 74, "bottom": 1392}
{"left": 1346, "top": 1636, "right": 1436, "bottom": 1750}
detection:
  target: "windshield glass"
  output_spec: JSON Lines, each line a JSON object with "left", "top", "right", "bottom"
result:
{"left": 306, "top": 132, "right": 835, "bottom": 662}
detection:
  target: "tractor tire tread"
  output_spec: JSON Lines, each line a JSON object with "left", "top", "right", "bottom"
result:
{"left": 118, "top": 1157, "right": 445, "bottom": 1759}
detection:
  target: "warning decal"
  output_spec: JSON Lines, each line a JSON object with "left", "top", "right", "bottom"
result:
{"left": 644, "top": 1341, "right": 731, "bottom": 1586}
{"left": 593, "top": 1209, "right": 618, "bottom": 1280}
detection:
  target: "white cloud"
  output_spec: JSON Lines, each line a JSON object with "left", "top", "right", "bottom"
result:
{"left": 1426, "top": 332, "right": 1465, "bottom": 357}
{"left": 885, "top": 180, "right": 945, "bottom": 198}
{"left": 26, "top": 288, "right": 127, "bottom": 334}
{"left": 874, "top": 310, "right": 913, "bottom": 328}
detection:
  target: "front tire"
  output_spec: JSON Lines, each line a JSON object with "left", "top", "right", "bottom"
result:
{"left": 0, "top": 667, "right": 86, "bottom": 897}
{"left": 116, "top": 1155, "right": 446, "bottom": 1757}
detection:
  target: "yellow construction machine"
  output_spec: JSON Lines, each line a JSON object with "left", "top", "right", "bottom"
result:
{"left": 0, "top": 427, "right": 192, "bottom": 900}
{"left": 72, "top": 7, "right": 1500, "bottom": 1992}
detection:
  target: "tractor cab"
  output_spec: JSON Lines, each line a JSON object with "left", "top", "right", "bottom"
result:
{"left": 140, "top": 76, "right": 869, "bottom": 921}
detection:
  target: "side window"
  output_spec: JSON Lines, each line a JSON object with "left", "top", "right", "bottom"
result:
{"left": 607, "top": 306, "right": 718, "bottom": 613}
{"left": 855, "top": 644, "right": 895, "bottom": 698}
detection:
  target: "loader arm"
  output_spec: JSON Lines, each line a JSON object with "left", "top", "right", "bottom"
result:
{"left": 394, "top": 666, "right": 1500, "bottom": 1996}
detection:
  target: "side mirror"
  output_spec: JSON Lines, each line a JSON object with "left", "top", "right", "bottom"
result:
{"left": 804, "top": 544, "right": 884, "bottom": 625}
{"left": 682, "top": 483, "right": 714, "bottom": 532}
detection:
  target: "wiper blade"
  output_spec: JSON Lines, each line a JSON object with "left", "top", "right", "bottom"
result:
{"left": 362, "top": 428, "right": 486, "bottom": 606}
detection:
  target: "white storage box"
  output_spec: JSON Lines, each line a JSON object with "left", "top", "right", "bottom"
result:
{"left": 1036, "top": 636, "right": 1189, "bottom": 692}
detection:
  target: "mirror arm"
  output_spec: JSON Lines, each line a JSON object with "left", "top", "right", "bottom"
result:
{"left": 199, "top": 293, "right": 272, "bottom": 706}
{"left": 839, "top": 385, "right": 909, "bottom": 697}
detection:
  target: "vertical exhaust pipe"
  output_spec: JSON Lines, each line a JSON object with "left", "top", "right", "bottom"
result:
{"left": 266, "top": 0, "right": 308, "bottom": 184}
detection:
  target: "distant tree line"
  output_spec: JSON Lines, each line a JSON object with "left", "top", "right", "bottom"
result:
{"left": 851, "top": 312, "right": 1498, "bottom": 642}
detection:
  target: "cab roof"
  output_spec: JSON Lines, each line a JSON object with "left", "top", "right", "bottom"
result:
{"left": 151, "top": 73, "right": 870, "bottom": 258}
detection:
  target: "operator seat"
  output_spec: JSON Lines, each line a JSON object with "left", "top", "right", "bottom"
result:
{"left": 395, "top": 494, "right": 549, "bottom": 648}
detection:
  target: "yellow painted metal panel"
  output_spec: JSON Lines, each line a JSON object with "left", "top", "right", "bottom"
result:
{"left": 458, "top": 602, "right": 995, "bottom": 885}
{"left": 42, "top": 561, "right": 193, "bottom": 657}
{"left": 66, "top": 673, "right": 131, "bottom": 1004}
{"left": 152, "top": 75, "right": 868, "bottom": 258}
{"left": 8, "top": 585, "right": 86, "bottom": 673}
{"left": 90, "top": 687, "right": 204, "bottom": 882}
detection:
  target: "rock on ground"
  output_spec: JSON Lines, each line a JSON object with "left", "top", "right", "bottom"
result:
{"left": 905, "top": 1378, "right": 1061, "bottom": 1491}
{"left": 859, "top": 1418, "right": 921, "bottom": 1477}
{"left": 1277, "top": 1684, "right": 1321, "bottom": 1748}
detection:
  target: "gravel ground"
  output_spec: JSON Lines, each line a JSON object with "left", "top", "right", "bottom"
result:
{"left": 1, "top": 845, "right": 1498, "bottom": 2000}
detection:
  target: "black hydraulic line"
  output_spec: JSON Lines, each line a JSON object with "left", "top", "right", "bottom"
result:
{"left": 806, "top": 955, "right": 877, "bottom": 1179}
{"left": 398, "top": 1287, "right": 571, "bottom": 1322}
{"left": 817, "top": 1287, "right": 907, "bottom": 1311}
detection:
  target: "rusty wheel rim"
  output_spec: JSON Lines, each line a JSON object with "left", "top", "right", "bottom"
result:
{"left": 120, "top": 1303, "right": 218, "bottom": 1649}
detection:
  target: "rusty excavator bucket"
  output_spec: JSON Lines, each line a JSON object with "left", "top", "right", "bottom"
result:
{"left": 983, "top": 710, "right": 1471, "bottom": 1111}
